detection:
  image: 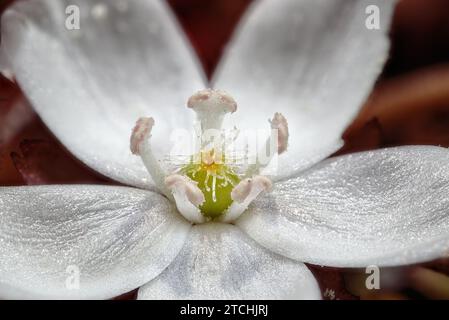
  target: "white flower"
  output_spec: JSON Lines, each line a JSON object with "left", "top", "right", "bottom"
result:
{"left": 0, "top": 0, "right": 448, "bottom": 300}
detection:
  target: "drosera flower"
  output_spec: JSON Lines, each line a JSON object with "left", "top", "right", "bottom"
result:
{"left": 0, "top": 0, "right": 448, "bottom": 300}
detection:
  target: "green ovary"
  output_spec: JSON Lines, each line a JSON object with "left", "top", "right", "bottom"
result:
{"left": 182, "top": 162, "right": 240, "bottom": 219}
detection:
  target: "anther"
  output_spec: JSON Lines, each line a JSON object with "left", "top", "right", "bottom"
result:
{"left": 130, "top": 117, "right": 171, "bottom": 199}
{"left": 165, "top": 174, "right": 206, "bottom": 224}
{"left": 231, "top": 176, "right": 273, "bottom": 203}
{"left": 165, "top": 174, "right": 205, "bottom": 207}
{"left": 130, "top": 117, "right": 155, "bottom": 155}
{"left": 221, "top": 175, "right": 272, "bottom": 222}
{"left": 269, "top": 112, "right": 289, "bottom": 155}
{"left": 187, "top": 89, "right": 237, "bottom": 131}
{"left": 244, "top": 113, "right": 290, "bottom": 178}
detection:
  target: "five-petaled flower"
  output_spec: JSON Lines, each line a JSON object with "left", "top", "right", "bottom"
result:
{"left": 0, "top": 0, "right": 448, "bottom": 300}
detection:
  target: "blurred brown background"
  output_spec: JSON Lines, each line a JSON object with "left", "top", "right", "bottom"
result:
{"left": 0, "top": 0, "right": 449, "bottom": 300}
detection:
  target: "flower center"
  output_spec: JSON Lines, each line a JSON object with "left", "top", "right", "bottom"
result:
{"left": 181, "top": 149, "right": 240, "bottom": 219}
{"left": 130, "top": 89, "right": 288, "bottom": 224}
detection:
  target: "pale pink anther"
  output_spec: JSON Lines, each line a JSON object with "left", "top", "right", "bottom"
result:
{"left": 221, "top": 175, "right": 273, "bottom": 223}
{"left": 165, "top": 174, "right": 206, "bottom": 224}
{"left": 187, "top": 89, "right": 237, "bottom": 132}
{"left": 165, "top": 174, "right": 205, "bottom": 207}
{"left": 270, "top": 112, "right": 289, "bottom": 154}
{"left": 187, "top": 89, "right": 237, "bottom": 114}
{"left": 130, "top": 117, "right": 155, "bottom": 155}
{"left": 231, "top": 176, "right": 272, "bottom": 204}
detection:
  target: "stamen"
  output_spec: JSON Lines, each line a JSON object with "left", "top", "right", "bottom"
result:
{"left": 165, "top": 175, "right": 205, "bottom": 207}
{"left": 221, "top": 175, "right": 272, "bottom": 223}
{"left": 130, "top": 117, "right": 171, "bottom": 198}
{"left": 270, "top": 112, "right": 289, "bottom": 155}
{"left": 187, "top": 89, "right": 237, "bottom": 132}
{"left": 130, "top": 117, "right": 154, "bottom": 155}
{"left": 245, "top": 113, "right": 289, "bottom": 177}
{"left": 165, "top": 174, "right": 206, "bottom": 224}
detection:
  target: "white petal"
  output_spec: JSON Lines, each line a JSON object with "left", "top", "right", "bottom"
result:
{"left": 0, "top": 0, "right": 205, "bottom": 189}
{"left": 138, "top": 223, "right": 321, "bottom": 300}
{"left": 214, "top": 0, "right": 397, "bottom": 180}
{"left": 0, "top": 185, "right": 191, "bottom": 299}
{"left": 237, "top": 146, "right": 449, "bottom": 268}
